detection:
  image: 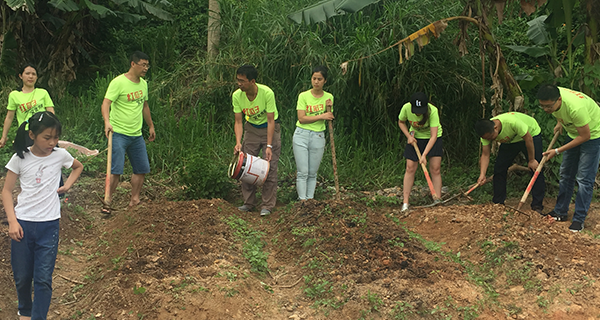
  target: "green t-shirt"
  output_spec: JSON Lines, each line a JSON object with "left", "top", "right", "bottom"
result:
{"left": 232, "top": 84, "right": 278, "bottom": 125}
{"left": 480, "top": 112, "right": 541, "bottom": 146}
{"left": 7, "top": 88, "right": 54, "bottom": 126}
{"left": 398, "top": 102, "right": 443, "bottom": 139}
{"left": 104, "top": 74, "right": 149, "bottom": 137}
{"left": 553, "top": 87, "right": 600, "bottom": 140}
{"left": 295, "top": 90, "right": 334, "bottom": 132}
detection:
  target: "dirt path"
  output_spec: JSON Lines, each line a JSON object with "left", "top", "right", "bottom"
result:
{"left": 1, "top": 178, "right": 600, "bottom": 319}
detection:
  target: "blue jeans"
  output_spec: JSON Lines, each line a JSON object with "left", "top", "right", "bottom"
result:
{"left": 554, "top": 136, "right": 600, "bottom": 223}
{"left": 293, "top": 127, "right": 326, "bottom": 200}
{"left": 111, "top": 132, "right": 150, "bottom": 175}
{"left": 11, "top": 219, "right": 60, "bottom": 319}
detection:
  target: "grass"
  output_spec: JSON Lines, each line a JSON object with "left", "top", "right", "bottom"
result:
{"left": 224, "top": 215, "right": 270, "bottom": 274}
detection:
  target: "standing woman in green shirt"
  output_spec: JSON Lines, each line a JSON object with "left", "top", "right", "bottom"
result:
{"left": 293, "top": 66, "right": 334, "bottom": 200}
{"left": 398, "top": 92, "right": 443, "bottom": 212}
{"left": 0, "top": 63, "right": 55, "bottom": 148}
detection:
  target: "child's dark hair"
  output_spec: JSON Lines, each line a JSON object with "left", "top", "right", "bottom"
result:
{"left": 536, "top": 84, "right": 560, "bottom": 101}
{"left": 130, "top": 51, "right": 150, "bottom": 64}
{"left": 312, "top": 65, "right": 329, "bottom": 81}
{"left": 236, "top": 65, "right": 258, "bottom": 81}
{"left": 474, "top": 119, "right": 495, "bottom": 137}
{"left": 13, "top": 111, "right": 62, "bottom": 159}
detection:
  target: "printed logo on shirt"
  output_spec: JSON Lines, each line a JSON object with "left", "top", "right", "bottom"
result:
{"left": 35, "top": 164, "right": 45, "bottom": 184}
{"left": 246, "top": 109, "right": 266, "bottom": 122}
{"left": 305, "top": 104, "right": 324, "bottom": 115}
{"left": 18, "top": 99, "right": 38, "bottom": 113}
{"left": 565, "top": 89, "right": 587, "bottom": 99}
{"left": 127, "top": 90, "right": 144, "bottom": 102}
{"left": 409, "top": 120, "right": 428, "bottom": 130}
{"left": 243, "top": 105, "right": 260, "bottom": 116}
{"left": 497, "top": 136, "right": 511, "bottom": 143}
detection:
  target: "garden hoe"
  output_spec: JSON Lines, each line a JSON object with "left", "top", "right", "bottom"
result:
{"left": 100, "top": 131, "right": 115, "bottom": 216}
{"left": 326, "top": 103, "right": 341, "bottom": 200}
{"left": 516, "top": 131, "right": 560, "bottom": 211}
{"left": 410, "top": 132, "right": 441, "bottom": 207}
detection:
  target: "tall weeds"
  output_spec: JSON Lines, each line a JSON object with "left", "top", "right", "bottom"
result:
{"left": 0, "top": 0, "right": 532, "bottom": 193}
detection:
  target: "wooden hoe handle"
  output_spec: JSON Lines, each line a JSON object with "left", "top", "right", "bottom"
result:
{"left": 104, "top": 131, "right": 113, "bottom": 206}
{"left": 411, "top": 136, "right": 439, "bottom": 200}
{"left": 326, "top": 105, "right": 340, "bottom": 200}
{"left": 517, "top": 131, "right": 560, "bottom": 210}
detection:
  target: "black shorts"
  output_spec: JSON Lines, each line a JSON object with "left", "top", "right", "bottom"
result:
{"left": 404, "top": 137, "right": 443, "bottom": 161}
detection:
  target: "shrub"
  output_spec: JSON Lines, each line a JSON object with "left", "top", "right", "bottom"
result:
{"left": 180, "top": 153, "right": 233, "bottom": 199}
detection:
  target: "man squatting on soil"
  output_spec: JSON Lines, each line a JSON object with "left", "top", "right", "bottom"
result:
{"left": 101, "top": 51, "right": 156, "bottom": 211}
{"left": 475, "top": 112, "right": 545, "bottom": 214}
{"left": 233, "top": 65, "right": 281, "bottom": 216}
{"left": 537, "top": 84, "right": 600, "bottom": 233}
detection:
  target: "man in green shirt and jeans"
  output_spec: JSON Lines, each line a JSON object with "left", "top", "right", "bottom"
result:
{"left": 233, "top": 65, "right": 281, "bottom": 216}
{"left": 537, "top": 84, "right": 600, "bottom": 232}
{"left": 101, "top": 51, "right": 156, "bottom": 211}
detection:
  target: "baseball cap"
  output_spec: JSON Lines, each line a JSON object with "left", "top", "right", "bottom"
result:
{"left": 410, "top": 92, "right": 429, "bottom": 114}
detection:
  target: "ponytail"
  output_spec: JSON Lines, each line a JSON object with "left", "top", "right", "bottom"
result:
{"left": 418, "top": 105, "right": 430, "bottom": 126}
{"left": 13, "top": 111, "right": 62, "bottom": 159}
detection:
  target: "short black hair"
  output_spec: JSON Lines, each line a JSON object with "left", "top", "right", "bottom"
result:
{"left": 236, "top": 65, "right": 258, "bottom": 81}
{"left": 536, "top": 84, "right": 560, "bottom": 101}
{"left": 312, "top": 65, "right": 329, "bottom": 81}
{"left": 474, "top": 119, "right": 495, "bottom": 138}
{"left": 130, "top": 51, "right": 150, "bottom": 64}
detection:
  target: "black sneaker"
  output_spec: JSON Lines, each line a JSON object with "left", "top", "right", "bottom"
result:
{"left": 569, "top": 221, "right": 584, "bottom": 232}
{"left": 546, "top": 210, "right": 568, "bottom": 221}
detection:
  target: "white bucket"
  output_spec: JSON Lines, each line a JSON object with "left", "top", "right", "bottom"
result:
{"left": 228, "top": 151, "right": 270, "bottom": 186}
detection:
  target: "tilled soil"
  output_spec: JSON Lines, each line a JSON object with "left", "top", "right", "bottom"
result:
{"left": 1, "top": 180, "right": 600, "bottom": 319}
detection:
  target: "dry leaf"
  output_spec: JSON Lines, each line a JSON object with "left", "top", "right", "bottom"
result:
{"left": 398, "top": 44, "right": 403, "bottom": 64}
{"left": 416, "top": 34, "right": 430, "bottom": 49}
{"left": 494, "top": 0, "right": 506, "bottom": 24}
{"left": 520, "top": 0, "right": 536, "bottom": 16}
{"left": 432, "top": 20, "right": 448, "bottom": 37}
{"left": 340, "top": 62, "right": 348, "bottom": 75}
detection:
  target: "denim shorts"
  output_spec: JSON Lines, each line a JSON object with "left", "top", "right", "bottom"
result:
{"left": 111, "top": 132, "right": 150, "bottom": 175}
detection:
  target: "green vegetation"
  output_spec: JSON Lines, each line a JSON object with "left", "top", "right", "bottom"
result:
{"left": 224, "top": 215, "right": 269, "bottom": 274}
{"left": 3, "top": 0, "right": 593, "bottom": 198}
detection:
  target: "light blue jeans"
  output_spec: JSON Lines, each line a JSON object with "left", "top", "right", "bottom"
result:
{"left": 293, "top": 127, "right": 326, "bottom": 200}
{"left": 554, "top": 136, "right": 600, "bottom": 223}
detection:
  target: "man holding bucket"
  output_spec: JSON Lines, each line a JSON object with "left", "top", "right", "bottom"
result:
{"left": 233, "top": 65, "right": 281, "bottom": 216}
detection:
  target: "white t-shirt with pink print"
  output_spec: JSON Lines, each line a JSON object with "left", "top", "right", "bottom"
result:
{"left": 5, "top": 147, "right": 74, "bottom": 222}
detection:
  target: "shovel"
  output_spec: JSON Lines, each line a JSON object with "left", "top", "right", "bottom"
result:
{"left": 516, "top": 131, "right": 560, "bottom": 211}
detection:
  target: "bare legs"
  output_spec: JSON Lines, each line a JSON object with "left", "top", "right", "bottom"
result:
{"left": 109, "top": 173, "right": 145, "bottom": 207}
{"left": 130, "top": 174, "right": 145, "bottom": 207}
{"left": 403, "top": 157, "right": 442, "bottom": 205}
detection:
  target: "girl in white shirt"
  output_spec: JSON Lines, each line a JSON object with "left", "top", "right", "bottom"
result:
{"left": 2, "top": 111, "right": 83, "bottom": 320}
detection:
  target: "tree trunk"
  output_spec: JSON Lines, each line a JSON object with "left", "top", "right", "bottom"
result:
{"left": 207, "top": 0, "right": 221, "bottom": 59}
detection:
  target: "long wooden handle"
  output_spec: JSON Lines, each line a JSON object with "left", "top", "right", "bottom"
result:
{"left": 104, "top": 131, "right": 113, "bottom": 205}
{"left": 517, "top": 131, "right": 560, "bottom": 210}
{"left": 411, "top": 140, "right": 439, "bottom": 200}
{"left": 326, "top": 105, "right": 340, "bottom": 200}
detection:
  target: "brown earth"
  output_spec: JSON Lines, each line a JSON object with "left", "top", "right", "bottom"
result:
{"left": 1, "top": 177, "right": 600, "bottom": 320}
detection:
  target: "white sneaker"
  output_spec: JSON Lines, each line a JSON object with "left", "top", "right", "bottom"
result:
{"left": 401, "top": 203, "right": 409, "bottom": 212}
